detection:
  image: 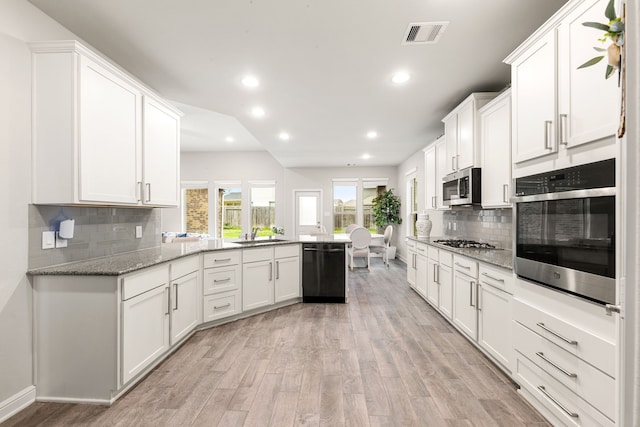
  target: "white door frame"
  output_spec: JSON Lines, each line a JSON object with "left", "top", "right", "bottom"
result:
{"left": 293, "top": 189, "right": 323, "bottom": 237}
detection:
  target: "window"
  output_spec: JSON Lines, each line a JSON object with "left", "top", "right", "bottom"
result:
{"left": 216, "top": 182, "right": 242, "bottom": 240}
{"left": 363, "top": 179, "right": 387, "bottom": 233}
{"left": 333, "top": 181, "right": 357, "bottom": 233}
{"left": 250, "top": 185, "right": 276, "bottom": 237}
{"left": 180, "top": 181, "right": 209, "bottom": 234}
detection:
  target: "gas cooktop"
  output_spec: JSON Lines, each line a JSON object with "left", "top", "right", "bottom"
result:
{"left": 433, "top": 239, "right": 496, "bottom": 249}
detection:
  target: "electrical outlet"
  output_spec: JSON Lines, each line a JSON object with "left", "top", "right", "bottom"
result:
{"left": 55, "top": 233, "right": 68, "bottom": 248}
{"left": 135, "top": 225, "right": 143, "bottom": 239}
{"left": 42, "top": 231, "right": 55, "bottom": 250}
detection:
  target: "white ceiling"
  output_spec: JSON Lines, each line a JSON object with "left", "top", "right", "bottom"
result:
{"left": 29, "top": 0, "right": 568, "bottom": 167}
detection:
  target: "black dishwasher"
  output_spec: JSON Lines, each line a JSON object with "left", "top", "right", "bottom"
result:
{"left": 302, "top": 243, "right": 347, "bottom": 303}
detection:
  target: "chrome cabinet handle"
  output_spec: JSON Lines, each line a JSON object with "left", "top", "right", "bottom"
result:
{"left": 544, "top": 120, "right": 552, "bottom": 150}
{"left": 455, "top": 262, "right": 471, "bottom": 269}
{"left": 476, "top": 283, "right": 481, "bottom": 310}
{"left": 214, "top": 277, "right": 231, "bottom": 283}
{"left": 537, "top": 386, "right": 579, "bottom": 418}
{"left": 559, "top": 114, "right": 568, "bottom": 146}
{"left": 214, "top": 258, "right": 232, "bottom": 263}
{"left": 214, "top": 302, "right": 231, "bottom": 310}
{"left": 137, "top": 181, "right": 143, "bottom": 202}
{"left": 173, "top": 283, "right": 178, "bottom": 310}
{"left": 431, "top": 196, "right": 436, "bottom": 208}
{"left": 451, "top": 156, "right": 456, "bottom": 171}
{"left": 276, "top": 261, "right": 280, "bottom": 280}
{"left": 536, "top": 322, "right": 578, "bottom": 345}
{"left": 503, "top": 184, "right": 509, "bottom": 204}
{"left": 535, "top": 352, "right": 577, "bottom": 378}
{"left": 433, "top": 265, "right": 437, "bottom": 282}
{"left": 481, "top": 272, "right": 504, "bottom": 283}
{"left": 269, "top": 262, "right": 273, "bottom": 281}
{"left": 469, "top": 280, "right": 475, "bottom": 307}
{"left": 436, "top": 264, "right": 440, "bottom": 284}
{"left": 165, "top": 287, "right": 170, "bottom": 315}
{"left": 145, "top": 183, "right": 151, "bottom": 202}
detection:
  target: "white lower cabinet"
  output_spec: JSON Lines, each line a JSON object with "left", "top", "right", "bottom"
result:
{"left": 202, "top": 250, "right": 242, "bottom": 322}
{"left": 243, "top": 248, "right": 275, "bottom": 311}
{"left": 274, "top": 245, "right": 301, "bottom": 302}
{"left": 437, "top": 258, "right": 453, "bottom": 320}
{"left": 406, "top": 239, "right": 417, "bottom": 288}
{"left": 415, "top": 244, "right": 428, "bottom": 298}
{"left": 169, "top": 257, "right": 200, "bottom": 345}
{"left": 452, "top": 255, "right": 479, "bottom": 340}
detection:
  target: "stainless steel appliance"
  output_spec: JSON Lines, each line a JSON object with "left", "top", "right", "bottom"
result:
{"left": 513, "top": 159, "right": 616, "bottom": 304}
{"left": 302, "top": 243, "right": 347, "bottom": 303}
{"left": 442, "top": 167, "right": 482, "bottom": 206}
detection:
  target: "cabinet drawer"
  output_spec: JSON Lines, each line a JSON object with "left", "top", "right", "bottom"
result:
{"left": 427, "top": 245, "right": 438, "bottom": 261}
{"left": 203, "top": 265, "right": 240, "bottom": 295}
{"left": 406, "top": 239, "right": 416, "bottom": 249}
{"left": 170, "top": 255, "right": 200, "bottom": 280}
{"left": 243, "top": 247, "right": 273, "bottom": 263}
{"left": 203, "top": 250, "right": 241, "bottom": 268}
{"left": 513, "top": 354, "right": 614, "bottom": 427}
{"left": 275, "top": 244, "right": 299, "bottom": 258}
{"left": 439, "top": 249, "right": 452, "bottom": 267}
{"left": 122, "top": 264, "right": 169, "bottom": 300}
{"left": 453, "top": 255, "right": 478, "bottom": 278}
{"left": 478, "top": 263, "right": 513, "bottom": 294}
{"left": 415, "top": 242, "right": 428, "bottom": 257}
{"left": 513, "top": 321, "right": 615, "bottom": 419}
{"left": 513, "top": 297, "right": 615, "bottom": 376}
{"left": 203, "top": 291, "right": 241, "bottom": 322}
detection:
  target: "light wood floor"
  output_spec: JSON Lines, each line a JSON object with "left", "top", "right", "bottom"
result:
{"left": 3, "top": 259, "right": 549, "bottom": 427}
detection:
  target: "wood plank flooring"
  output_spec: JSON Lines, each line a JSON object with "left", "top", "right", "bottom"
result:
{"left": 2, "top": 259, "right": 549, "bottom": 426}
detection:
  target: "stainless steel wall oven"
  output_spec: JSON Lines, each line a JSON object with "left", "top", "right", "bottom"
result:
{"left": 513, "top": 159, "right": 616, "bottom": 304}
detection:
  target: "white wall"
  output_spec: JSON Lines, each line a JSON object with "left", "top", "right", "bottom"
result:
{"left": 0, "top": 0, "right": 76, "bottom": 411}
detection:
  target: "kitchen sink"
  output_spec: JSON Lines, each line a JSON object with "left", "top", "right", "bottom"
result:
{"left": 232, "top": 238, "right": 289, "bottom": 246}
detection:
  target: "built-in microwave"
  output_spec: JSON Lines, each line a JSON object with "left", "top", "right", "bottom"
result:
{"left": 442, "top": 167, "right": 481, "bottom": 206}
{"left": 513, "top": 159, "right": 616, "bottom": 305}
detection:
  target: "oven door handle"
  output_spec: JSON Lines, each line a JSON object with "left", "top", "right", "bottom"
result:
{"left": 512, "top": 187, "right": 615, "bottom": 203}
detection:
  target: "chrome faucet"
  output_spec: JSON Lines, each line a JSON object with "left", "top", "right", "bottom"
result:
{"left": 251, "top": 227, "right": 260, "bottom": 240}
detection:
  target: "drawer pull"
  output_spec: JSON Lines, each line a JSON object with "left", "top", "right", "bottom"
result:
{"left": 536, "top": 322, "right": 578, "bottom": 345}
{"left": 214, "top": 258, "right": 232, "bottom": 263}
{"left": 481, "top": 272, "right": 504, "bottom": 282}
{"left": 469, "top": 281, "right": 475, "bottom": 307}
{"left": 214, "top": 277, "right": 231, "bottom": 283}
{"left": 214, "top": 303, "right": 232, "bottom": 310}
{"left": 537, "top": 386, "right": 579, "bottom": 418}
{"left": 536, "top": 352, "right": 577, "bottom": 378}
{"left": 417, "top": 247, "right": 425, "bottom": 252}
{"left": 455, "top": 262, "right": 471, "bottom": 269}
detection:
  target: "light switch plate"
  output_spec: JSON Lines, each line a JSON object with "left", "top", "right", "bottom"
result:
{"left": 42, "top": 231, "right": 55, "bottom": 250}
{"left": 135, "top": 226, "right": 142, "bottom": 239}
{"left": 55, "top": 233, "right": 68, "bottom": 248}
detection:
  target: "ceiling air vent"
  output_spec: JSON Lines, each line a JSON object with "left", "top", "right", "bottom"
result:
{"left": 402, "top": 21, "right": 449, "bottom": 45}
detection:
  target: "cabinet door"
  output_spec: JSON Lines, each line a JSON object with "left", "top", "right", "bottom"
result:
{"left": 435, "top": 138, "right": 449, "bottom": 210}
{"left": 438, "top": 264, "right": 453, "bottom": 320}
{"left": 480, "top": 92, "right": 512, "bottom": 208}
{"left": 456, "top": 100, "right": 475, "bottom": 170}
{"left": 443, "top": 114, "right": 458, "bottom": 174}
{"left": 79, "top": 56, "right": 142, "bottom": 204}
{"left": 122, "top": 284, "right": 169, "bottom": 384}
{"left": 415, "top": 253, "right": 428, "bottom": 298}
{"left": 170, "top": 271, "right": 200, "bottom": 345}
{"left": 243, "top": 260, "right": 274, "bottom": 311}
{"left": 426, "top": 258, "right": 439, "bottom": 307}
{"left": 478, "top": 283, "right": 512, "bottom": 370}
{"left": 275, "top": 256, "right": 300, "bottom": 302}
{"left": 407, "top": 251, "right": 417, "bottom": 288}
{"left": 142, "top": 96, "right": 180, "bottom": 207}
{"left": 558, "top": 0, "right": 618, "bottom": 149}
{"left": 424, "top": 146, "right": 437, "bottom": 209}
{"left": 453, "top": 272, "right": 478, "bottom": 340}
{"left": 512, "top": 30, "right": 557, "bottom": 163}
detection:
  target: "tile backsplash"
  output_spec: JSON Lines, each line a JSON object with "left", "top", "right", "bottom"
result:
{"left": 442, "top": 208, "right": 512, "bottom": 249}
{"left": 29, "top": 205, "right": 161, "bottom": 269}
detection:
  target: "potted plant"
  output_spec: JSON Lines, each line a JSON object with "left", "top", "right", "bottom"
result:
{"left": 372, "top": 189, "right": 402, "bottom": 229}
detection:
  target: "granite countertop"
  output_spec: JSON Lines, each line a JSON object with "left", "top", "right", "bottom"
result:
{"left": 28, "top": 236, "right": 350, "bottom": 276}
{"left": 407, "top": 236, "right": 513, "bottom": 270}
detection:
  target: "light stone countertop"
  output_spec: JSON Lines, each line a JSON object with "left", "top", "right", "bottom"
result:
{"left": 407, "top": 236, "right": 513, "bottom": 270}
{"left": 28, "top": 236, "right": 350, "bottom": 276}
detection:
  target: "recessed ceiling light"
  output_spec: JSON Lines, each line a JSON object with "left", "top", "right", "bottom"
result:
{"left": 391, "top": 71, "right": 411, "bottom": 84}
{"left": 362, "top": 153, "right": 371, "bottom": 160}
{"left": 251, "top": 107, "right": 265, "bottom": 118}
{"left": 366, "top": 131, "right": 378, "bottom": 139}
{"left": 279, "top": 132, "right": 290, "bottom": 141}
{"left": 225, "top": 136, "right": 235, "bottom": 143}
{"left": 242, "top": 75, "right": 259, "bottom": 88}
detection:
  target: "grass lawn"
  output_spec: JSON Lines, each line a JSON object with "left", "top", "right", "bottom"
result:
{"left": 223, "top": 226, "right": 274, "bottom": 239}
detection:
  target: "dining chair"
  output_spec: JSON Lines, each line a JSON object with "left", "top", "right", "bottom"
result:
{"left": 370, "top": 225, "right": 393, "bottom": 268}
{"left": 345, "top": 224, "right": 358, "bottom": 234}
{"left": 348, "top": 226, "right": 371, "bottom": 271}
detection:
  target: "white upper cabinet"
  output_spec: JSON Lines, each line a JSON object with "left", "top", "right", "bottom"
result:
{"left": 505, "top": 0, "right": 619, "bottom": 173}
{"left": 480, "top": 89, "right": 512, "bottom": 208}
{"left": 424, "top": 136, "right": 449, "bottom": 210}
{"left": 31, "top": 40, "right": 181, "bottom": 207}
{"left": 442, "top": 93, "right": 497, "bottom": 175}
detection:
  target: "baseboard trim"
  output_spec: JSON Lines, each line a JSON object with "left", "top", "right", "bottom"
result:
{"left": 34, "top": 396, "right": 112, "bottom": 406}
{"left": 0, "top": 385, "right": 36, "bottom": 424}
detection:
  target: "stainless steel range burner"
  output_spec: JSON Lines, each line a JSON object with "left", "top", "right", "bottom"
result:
{"left": 433, "top": 239, "right": 496, "bottom": 249}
